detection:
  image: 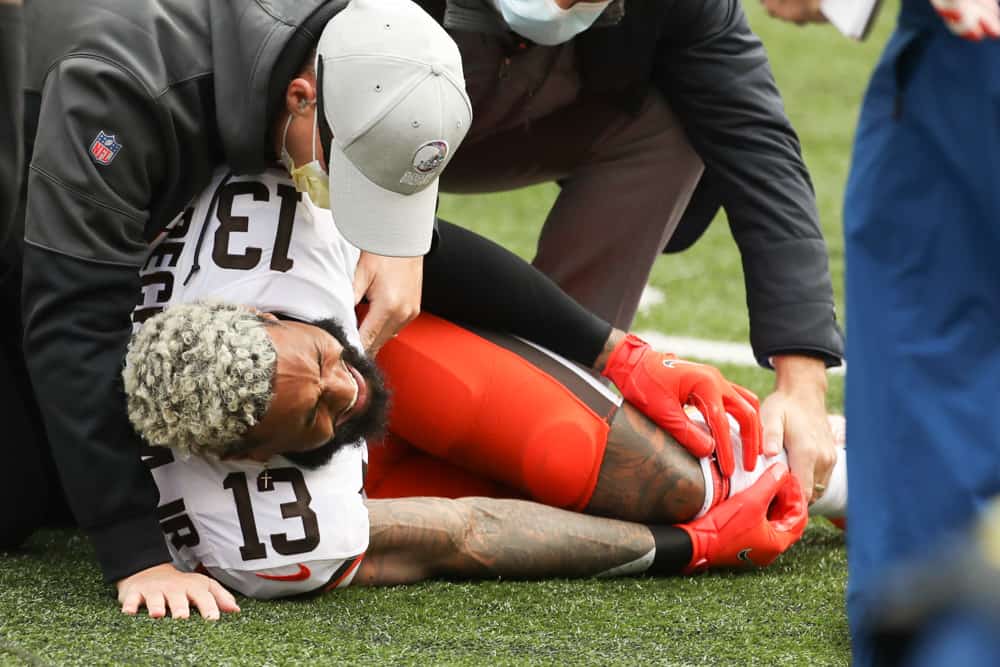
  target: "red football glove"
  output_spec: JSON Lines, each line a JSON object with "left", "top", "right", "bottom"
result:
{"left": 930, "top": 0, "right": 1000, "bottom": 40}
{"left": 678, "top": 463, "right": 807, "bottom": 573}
{"left": 601, "top": 333, "right": 762, "bottom": 476}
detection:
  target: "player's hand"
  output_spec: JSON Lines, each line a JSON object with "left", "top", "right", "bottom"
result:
{"left": 352, "top": 252, "right": 423, "bottom": 356}
{"left": 116, "top": 563, "right": 240, "bottom": 620}
{"left": 601, "top": 333, "right": 762, "bottom": 476}
{"left": 679, "top": 463, "right": 807, "bottom": 572}
{"left": 930, "top": 0, "right": 1000, "bottom": 39}
{"left": 760, "top": 0, "right": 827, "bottom": 24}
{"left": 761, "top": 354, "right": 835, "bottom": 504}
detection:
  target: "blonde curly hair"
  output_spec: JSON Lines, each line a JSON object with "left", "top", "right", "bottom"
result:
{"left": 123, "top": 302, "right": 277, "bottom": 458}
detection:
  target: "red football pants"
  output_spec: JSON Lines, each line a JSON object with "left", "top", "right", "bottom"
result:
{"left": 366, "top": 313, "right": 614, "bottom": 512}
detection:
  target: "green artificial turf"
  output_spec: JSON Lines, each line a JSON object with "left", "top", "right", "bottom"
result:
{"left": 2, "top": 523, "right": 847, "bottom": 666}
{"left": 1, "top": 3, "right": 893, "bottom": 664}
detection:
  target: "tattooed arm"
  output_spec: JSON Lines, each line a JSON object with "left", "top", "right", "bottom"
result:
{"left": 353, "top": 497, "right": 681, "bottom": 586}
{"left": 354, "top": 462, "right": 805, "bottom": 587}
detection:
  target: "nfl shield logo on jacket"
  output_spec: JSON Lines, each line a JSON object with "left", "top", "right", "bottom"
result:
{"left": 89, "top": 130, "right": 121, "bottom": 166}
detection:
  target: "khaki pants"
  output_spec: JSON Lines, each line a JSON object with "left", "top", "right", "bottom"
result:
{"left": 441, "top": 33, "right": 703, "bottom": 329}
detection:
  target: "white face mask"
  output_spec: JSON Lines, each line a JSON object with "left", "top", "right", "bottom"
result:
{"left": 494, "top": 0, "right": 613, "bottom": 46}
{"left": 280, "top": 104, "right": 330, "bottom": 209}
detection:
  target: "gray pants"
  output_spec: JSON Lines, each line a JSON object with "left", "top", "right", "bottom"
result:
{"left": 441, "top": 33, "right": 703, "bottom": 329}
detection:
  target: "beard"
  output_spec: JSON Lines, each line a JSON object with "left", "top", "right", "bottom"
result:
{"left": 283, "top": 317, "right": 390, "bottom": 470}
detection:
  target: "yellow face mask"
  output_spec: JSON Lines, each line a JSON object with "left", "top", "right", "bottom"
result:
{"left": 280, "top": 105, "right": 330, "bottom": 209}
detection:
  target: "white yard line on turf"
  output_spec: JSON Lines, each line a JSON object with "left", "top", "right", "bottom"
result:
{"left": 632, "top": 331, "right": 845, "bottom": 376}
{"left": 636, "top": 287, "right": 845, "bottom": 375}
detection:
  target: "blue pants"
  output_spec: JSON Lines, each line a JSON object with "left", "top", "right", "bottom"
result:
{"left": 904, "top": 611, "right": 1000, "bottom": 667}
{"left": 844, "top": 11, "right": 1000, "bottom": 666}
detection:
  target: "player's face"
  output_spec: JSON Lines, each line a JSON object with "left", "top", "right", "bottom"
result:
{"left": 230, "top": 318, "right": 388, "bottom": 466}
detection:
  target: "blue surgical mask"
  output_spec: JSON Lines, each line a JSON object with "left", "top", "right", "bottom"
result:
{"left": 494, "top": 0, "right": 613, "bottom": 46}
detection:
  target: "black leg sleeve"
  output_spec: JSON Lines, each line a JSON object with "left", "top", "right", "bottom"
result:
{"left": 646, "top": 525, "right": 694, "bottom": 575}
{"left": 423, "top": 220, "right": 613, "bottom": 368}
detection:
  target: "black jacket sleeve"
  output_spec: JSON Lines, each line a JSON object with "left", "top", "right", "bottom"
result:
{"left": 654, "top": 0, "right": 844, "bottom": 367}
{"left": 0, "top": 3, "right": 23, "bottom": 263}
{"left": 423, "top": 220, "right": 613, "bottom": 367}
{"left": 22, "top": 57, "right": 169, "bottom": 582}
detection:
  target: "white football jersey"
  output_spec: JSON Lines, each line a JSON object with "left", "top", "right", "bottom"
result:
{"left": 143, "top": 444, "right": 368, "bottom": 598}
{"left": 133, "top": 167, "right": 369, "bottom": 597}
{"left": 133, "top": 167, "right": 361, "bottom": 348}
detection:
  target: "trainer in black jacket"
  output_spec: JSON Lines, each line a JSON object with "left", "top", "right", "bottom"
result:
{"left": 13, "top": 0, "right": 618, "bottom": 614}
{"left": 417, "top": 0, "right": 845, "bottom": 505}
{"left": 19, "top": 0, "right": 353, "bottom": 594}
{"left": 0, "top": 0, "right": 53, "bottom": 550}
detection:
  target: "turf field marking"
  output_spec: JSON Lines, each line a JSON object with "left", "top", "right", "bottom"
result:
{"left": 637, "top": 287, "right": 845, "bottom": 374}
{"left": 638, "top": 285, "right": 666, "bottom": 312}
{"left": 635, "top": 330, "right": 846, "bottom": 375}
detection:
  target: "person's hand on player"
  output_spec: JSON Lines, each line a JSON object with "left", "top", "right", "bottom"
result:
{"left": 679, "top": 462, "right": 808, "bottom": 572}
{"left": 601, "top": 333, "right": 762, "bottom": 477}
{"left": 761, "top": 354, "right": 836, "bottom": 504}
{"left": 352, "top": 252, "right": 423, "bottom": 356}
{"left": 117, "top": 563, "right": 240, "bottom": 620}
{"left": 760, "top": 0, "right": 827, "bottom": 24}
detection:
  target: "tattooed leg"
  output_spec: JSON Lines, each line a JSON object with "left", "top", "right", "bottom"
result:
{"left": 375, "top": 313, "right": 705, "bottom": 523}
{"left": 585, "top": 402, "right": 705, "bottom": 525}
{"left": 355, "top": 497, "right": 680, "bottom": 586}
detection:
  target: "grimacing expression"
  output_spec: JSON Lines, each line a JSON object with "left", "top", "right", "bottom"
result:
{"left": 230, "top": 317, "right": 389, "bottom": 468}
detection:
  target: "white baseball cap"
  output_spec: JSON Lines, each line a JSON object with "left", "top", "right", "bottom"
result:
{"left": 316, "top": 0, "right": 473, "bottom": 257}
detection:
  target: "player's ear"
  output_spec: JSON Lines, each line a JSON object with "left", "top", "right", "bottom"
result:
{"left": 285, "top": 77, "right": 317, "bottom": 117}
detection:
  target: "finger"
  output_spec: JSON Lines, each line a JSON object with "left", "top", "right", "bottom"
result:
{"left": 732, "top": 383, "right": 760, "bottom": 411}
{"left": 723, "top": 389, "right": 761, "bottom": 471}
{"left": 364, "top": 303, "right": 416, "bottom": 357}
{"left": 120, "top": 589, "right": 142, "bottom": 616}
{"left": 352, "top": 262, "right": 373, "bottom": 305}
{"left": 210, "top": 580, "right": 241, "bottom": 614}
{"left": 165, "top": 590, "right": 191, "bottom": 620}
{"left": 760, "top": 401, "right": 785, "bottom": 458}
{"left": 357, "top": 303, "right": 391, "bottom": 355}
{"left": 815, "top": 443, "right": 836, "bottom": 487}
{"left": 661, "top": 400, "right": 716, "bottom": 460}
{"left": 689, "top": 384, "right": 733, "bottom": 476}
{"left": 786, "top": 441, "right": 816, "bottom": 504}
{"left": 189, "top": 586, "right": 220, "bottom": 621}
{"left": 366, "top": 323, "right": 399, "bottom": 358}
{"left": 768, "top": 471, "right": 809, "bottom": 538}
{"left": 811, "top": 428, "right": 838, "bottom": 498}
{"left": 737, "top": 462, "right": 787, "bottom": 511}
{"left": 145, "top": 591, "right": 167, "bottom": 619}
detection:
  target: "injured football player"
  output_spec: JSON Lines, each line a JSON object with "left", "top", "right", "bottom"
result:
{"left": 122, "top": 167, "right": 844, "bottom": 599}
